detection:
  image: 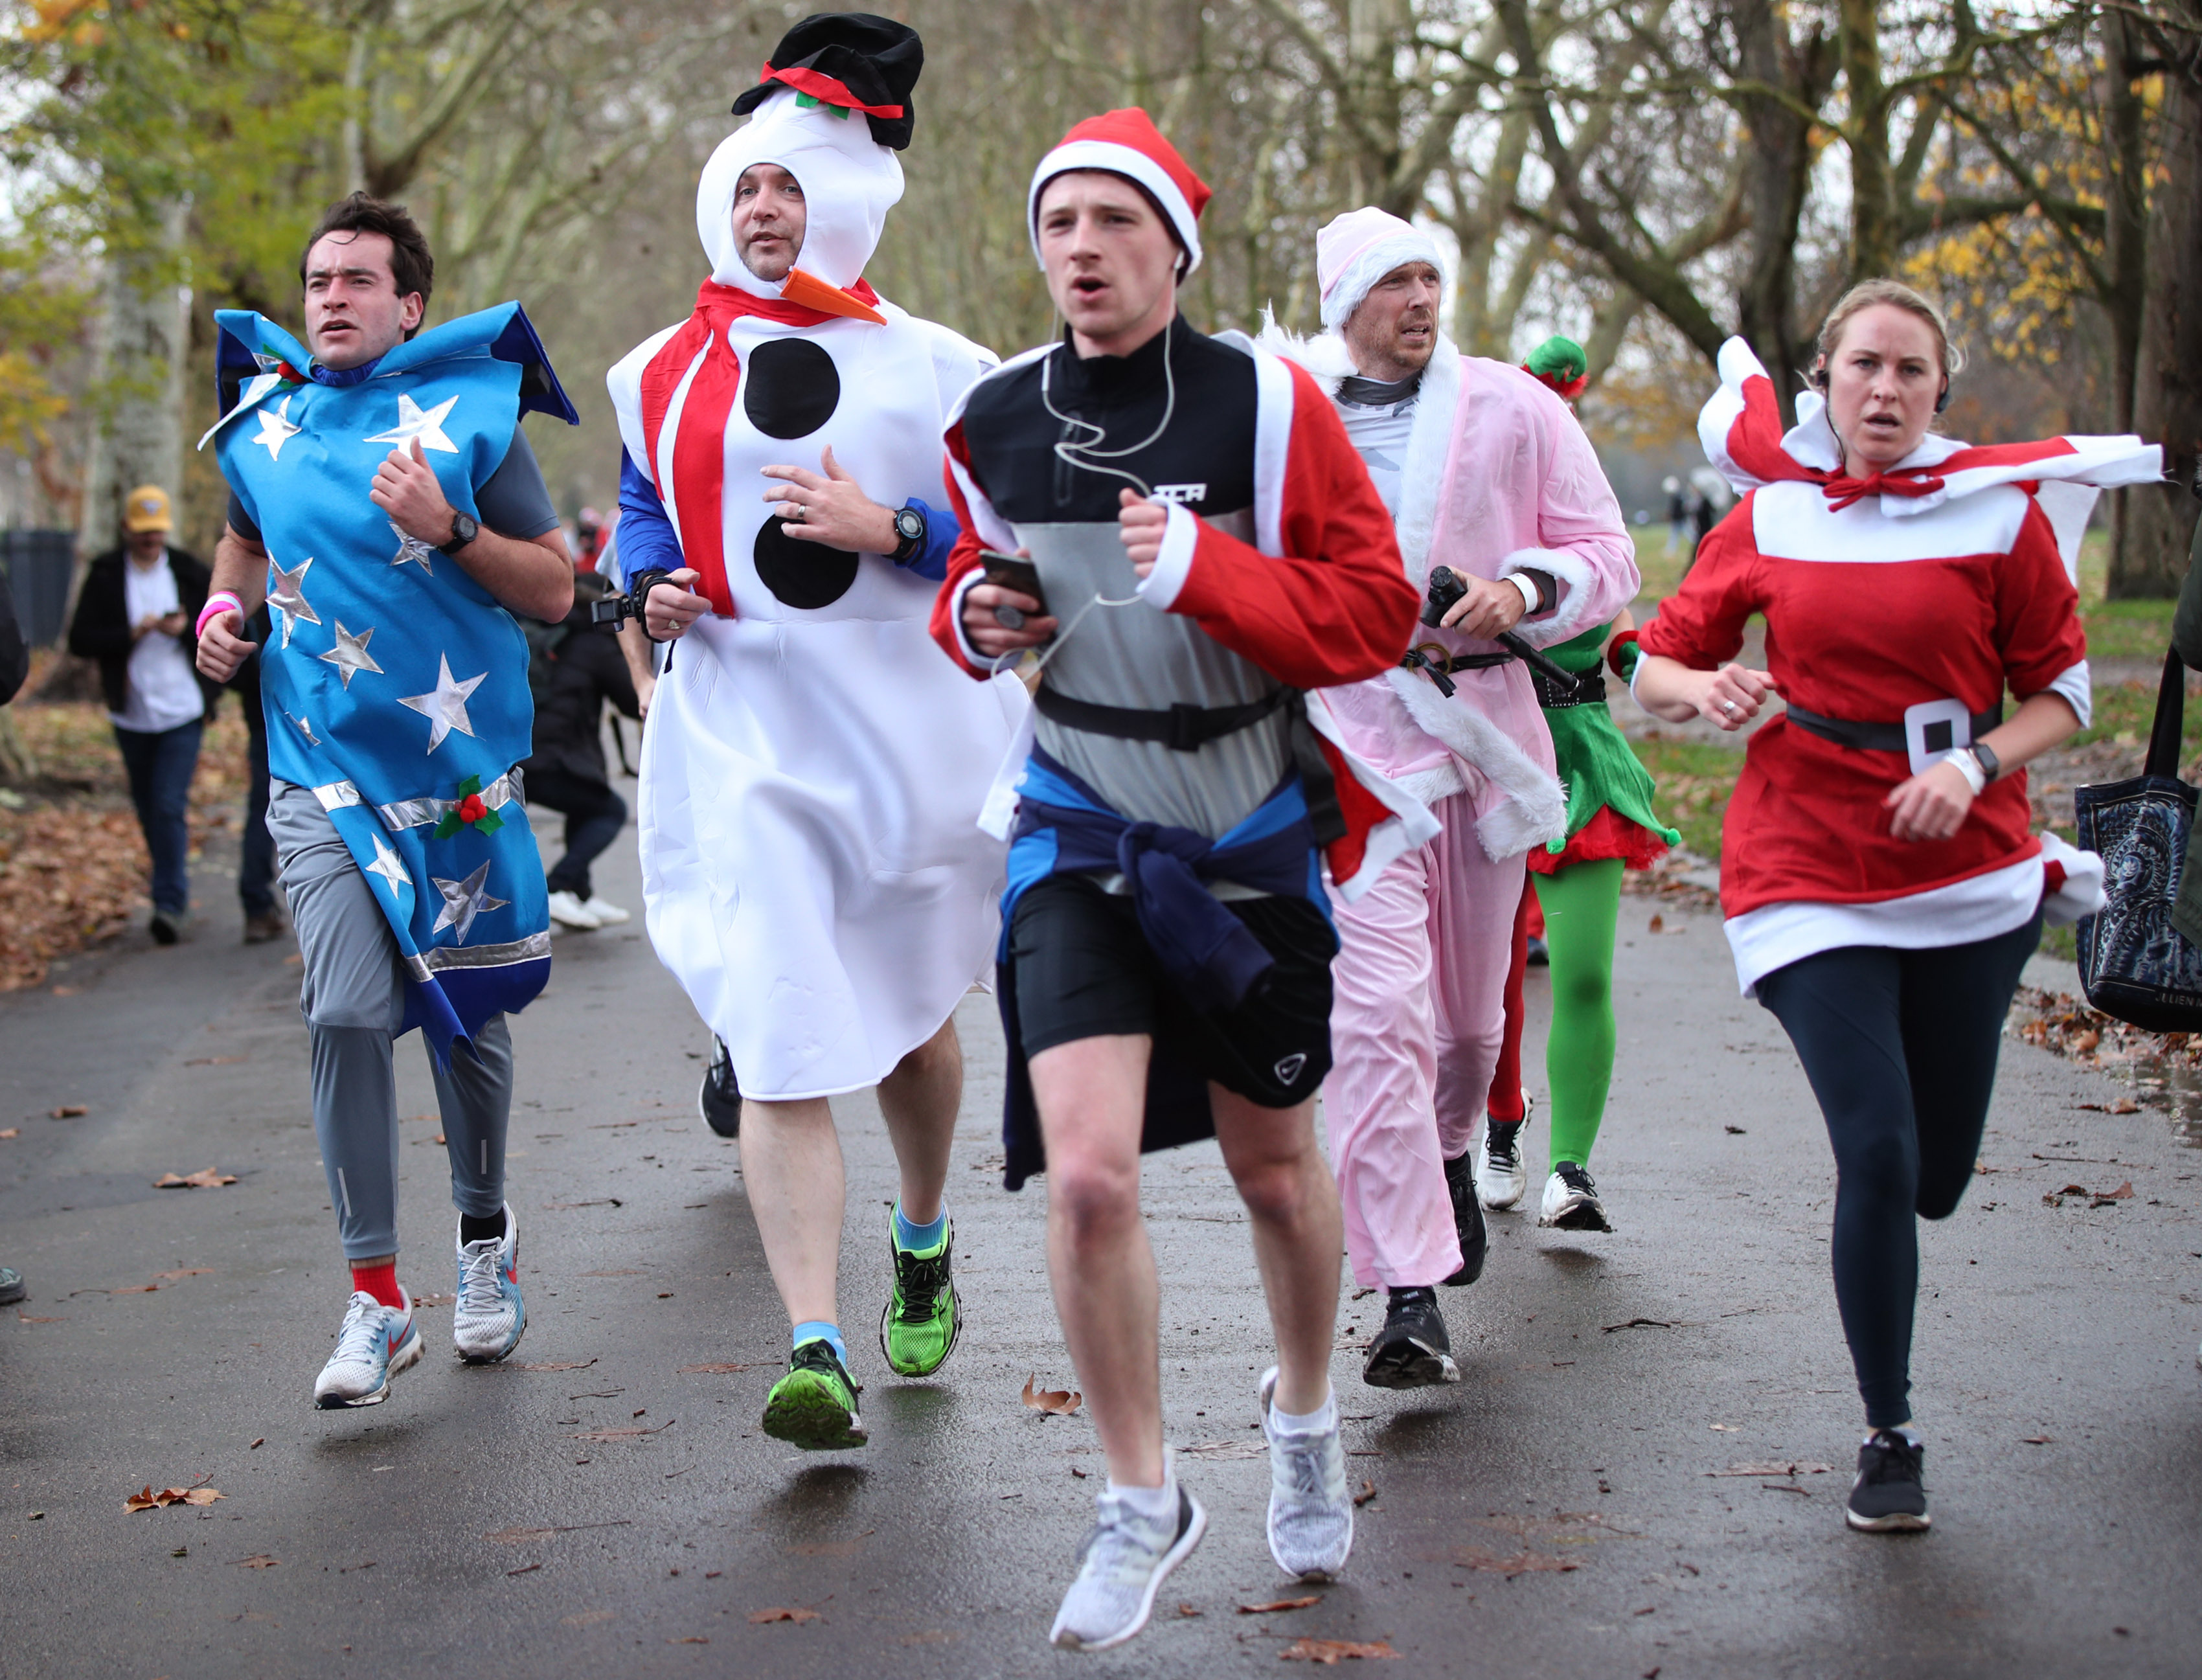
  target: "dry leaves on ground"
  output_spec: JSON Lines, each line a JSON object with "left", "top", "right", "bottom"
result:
{"left": 2042, "top": 1180, "right": 2135, "bottom": 1209}
{"left": 503, "top": 1359, "right": 598, "bottom": 1372}
{"left": 2010, "top": 986, "right": 2202, "bottom": 1075}
{"left": 1353, "top": 1480, "right": 1379, "bottom": 1506}
{"left": 50, "top": 1104, "right": 85, "bottom": 1118}
{"left": 152, "top": 1268, "right": 213, "bottom": 1280}
{"left": 569, "top": 1419, "right": 674, "bottom": 1442}
{"left": 1279, "top": 1637, "right": 1400, "bottom": 1663}
{"left": 1707, "top": 1462, "right": 1833, "bottom": 1477}
{"left": 152, "top": 1169, "right": 237, "bottom": 1188}
{"left": 1240, "top": 1596, "right": 1321, "bottom": 1615}
{"left": 126, "top": 1485, "right": 223, "bottom": 1512}
{"left": 1022, "top": 1374, "right": 1082, "bottom": 1416}
{"left": 748, "top": 1607, "right": 822, "bottom": 1625}
{"left": 235, "top": 1553, "right": 279, "bottom": 1569}
{"left": 1178, "top": 1438, "right": 1267, "bottom": 1460}
{"left": 1451, "top": 1545, "right": 1580, "bottom": 1576}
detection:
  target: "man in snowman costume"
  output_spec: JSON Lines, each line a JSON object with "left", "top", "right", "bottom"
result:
{"left": 606, "top": 13, "right": 1023, "bottom": 1450}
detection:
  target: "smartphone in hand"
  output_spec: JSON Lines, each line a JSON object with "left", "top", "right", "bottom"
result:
{"left": 981, "top": 551, "right": 1047, "bottom": 612}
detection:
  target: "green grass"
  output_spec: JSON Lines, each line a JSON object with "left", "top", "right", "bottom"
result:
{"left": 1633, "top": 736, "right": 1742, "bottom": 861}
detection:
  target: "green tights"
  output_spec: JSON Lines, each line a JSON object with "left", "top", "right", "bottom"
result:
{"left": 1530, "top": 858, "right": 1624, "bottom": 1171}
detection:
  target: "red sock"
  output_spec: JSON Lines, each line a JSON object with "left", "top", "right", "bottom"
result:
{"left": 1485, "top": 880, "right": 1532, "bottom": 1125}
{"left": 351, "top": 1262, "right": 403, "bottom": 1310}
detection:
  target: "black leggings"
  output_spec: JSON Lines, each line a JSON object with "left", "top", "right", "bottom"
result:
{"left": 1754, "top": 913, "right": 2041, "bottom": 1427}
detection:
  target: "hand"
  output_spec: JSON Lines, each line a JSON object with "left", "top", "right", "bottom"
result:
{"left": 1438, "top": 574, "right": 1529, "bottom": 639}
{"left": 1691, "top": 662, "right": 1778, "bottom": 731}
{"left": 1885, "top": 758, "right": 1976, "bottom": 842}
{"left": 635, "top": 672, "right": 655, "bottom": 723}
{"left": 1118, "top": 488, "right": 1167, "bottom": 578}
{"left": 369, "top": 437, "right": 458, "bottom": 545}
{"left": 194, "top": 606, "right": 252, "bottom": 683}
{"left": 962, "top": 547, "right": 1057, "bottom": 659}
{"left": 157, "top": 609, "right": 188, "bottom": 637}
{"left": 645, "top": 568, "right": 712, "bottom": 641}
{"left": 762, "top": 445, "right": 897, "bottom": 554}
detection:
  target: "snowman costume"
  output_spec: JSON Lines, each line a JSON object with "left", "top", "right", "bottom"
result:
{"left": 606, "top": 58, "right": 1023, "bottom": 1102}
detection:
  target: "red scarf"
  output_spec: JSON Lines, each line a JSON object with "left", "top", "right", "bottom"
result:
{"left": 638, "top": 274, "right": 884, "bottom": 614}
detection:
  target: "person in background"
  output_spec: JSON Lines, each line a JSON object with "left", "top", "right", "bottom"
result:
{"left": 1663, "top": 475, "right": 1686, "bottom": 558}
{"left": 67, "top": 484, "right": 214, "bottom": 945}
{"left": 0, "top": 562, "right": 27, "bottom": 1304}
{"left": 523, "top": 574, "right": 641, "bottom": 931}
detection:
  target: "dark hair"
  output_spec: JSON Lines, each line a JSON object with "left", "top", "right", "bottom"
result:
{"left": 298, "top": 192, "right": 434, "bottom": 337}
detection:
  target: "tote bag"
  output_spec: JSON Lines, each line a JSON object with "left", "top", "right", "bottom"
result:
{"left": 2074, "top": 648, "right": 2202, "bottom": 1031}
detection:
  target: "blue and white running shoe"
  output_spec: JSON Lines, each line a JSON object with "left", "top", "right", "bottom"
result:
{"left": 452, "top": 1203, "right": 525, "bottom": 1363}
{"left": 313, "top": 1289, "right": 423, "bottom": 1409}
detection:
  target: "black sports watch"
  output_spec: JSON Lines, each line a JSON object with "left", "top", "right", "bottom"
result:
{"left": 889, "top": 503, "right": 926, "bottom": 563}
{"left": 1966, "top": 740, "right": 2001, "bottom": 784}
{"left": 438, "top": 510, "right": 480, "bottom": 557}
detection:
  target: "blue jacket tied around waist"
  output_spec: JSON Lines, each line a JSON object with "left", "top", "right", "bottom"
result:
{"left": 205, "top": 302, "right": 579, "bottom": 1061}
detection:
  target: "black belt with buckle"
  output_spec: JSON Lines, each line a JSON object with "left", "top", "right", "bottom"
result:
{"left": 1034, "top": 683, "right": 1293, "bottom": 753}
{"left": 1531, "top": 663, "right": 1606, "bottom": 710}
{"left": 1400, "top": 643, "right": 1512, "bottom": 699}
{"left": 1784, "top": 701, "right": 2002, "bottom": 755}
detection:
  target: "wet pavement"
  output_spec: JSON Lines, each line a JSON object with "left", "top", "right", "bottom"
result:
{"left": 2, "top": 817, "right": 2199, "bottom": 1678}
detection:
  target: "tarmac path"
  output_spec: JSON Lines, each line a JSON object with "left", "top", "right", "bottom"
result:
{"left": 2, "top": 812, "right": 2198, "bottom": 1677}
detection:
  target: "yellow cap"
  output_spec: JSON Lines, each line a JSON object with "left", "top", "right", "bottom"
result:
{"left": 122, "top": 484, "right": 172, "bottom": 534}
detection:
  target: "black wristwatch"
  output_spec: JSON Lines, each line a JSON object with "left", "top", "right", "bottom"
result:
{"left": 889, "top": 503, "right": 926, "bottom": 563}
{"left": 438, "top": 511, "right": 480, "bottom": 556}
{"left": 1966, "top": 740, "right": 2001, "bottom": 784}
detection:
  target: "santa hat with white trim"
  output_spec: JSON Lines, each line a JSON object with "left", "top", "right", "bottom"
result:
{"left": 1317, "top": 207, "right": 1444, "bottom": 334}
{"left": 1027, "top": 108, "right": 1212, "bottom": 273}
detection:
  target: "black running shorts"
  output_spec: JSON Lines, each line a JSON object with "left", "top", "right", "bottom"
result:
{"left": 1008, "top": 872, "right": 1337, "bottom": 1109}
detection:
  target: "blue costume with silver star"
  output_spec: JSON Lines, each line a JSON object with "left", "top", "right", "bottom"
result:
{"left": 204, "top": 302, "right": 578, "bottom": 1059}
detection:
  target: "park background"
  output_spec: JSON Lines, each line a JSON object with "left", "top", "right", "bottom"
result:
{"left": 1, "top": 0, "right": 2200, "bottom": 995}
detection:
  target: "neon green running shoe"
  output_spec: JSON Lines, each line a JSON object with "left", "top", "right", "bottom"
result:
{"left": 879, "top": 1214, "right": 960, "bottom": 1378}
{"left": 762, "top": 1339, "right": 867, "bottom": 1449}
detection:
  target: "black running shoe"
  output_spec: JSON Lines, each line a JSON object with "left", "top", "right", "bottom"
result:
{"left": 1362, "top": 1286, "right": 1462, "bottom": 1388}
{"left": 1846, "top": 1430, "right": 1931, "bottom": 1532}
{"left": 1525, "top": 935, "right": 1549, "bottom": 968}
{"left": 1441, "top": 1150, "right": 1488, "bottom": 1285}
{"left": 699, "top": 1036, "right": 741, "bottom": 1137}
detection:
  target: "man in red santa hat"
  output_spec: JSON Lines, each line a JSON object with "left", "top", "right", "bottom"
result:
{"left": 933, "top": 111, "right": 1430, "bottom": 1651}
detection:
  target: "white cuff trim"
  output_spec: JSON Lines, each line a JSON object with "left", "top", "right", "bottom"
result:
{"left": 1137, "top": 503, "right": 1199, "bottom": 609}
{"left": 2042, "top": 660, "right": 2092, "bottom": 729}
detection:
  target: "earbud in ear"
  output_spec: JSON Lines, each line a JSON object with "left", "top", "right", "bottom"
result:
{"left": 1810, "top": 365, "right": 1829, "bottom": 391}
{"left": 1934, "top": 383, "right": 1951, "bottom": 415}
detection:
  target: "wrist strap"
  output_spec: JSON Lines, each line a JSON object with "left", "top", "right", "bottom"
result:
{"left": 1938, "top": 747, "right": 1987, "bottom": 797}
{"left": 195, "top": 592, "right": 243, "bottom": 639}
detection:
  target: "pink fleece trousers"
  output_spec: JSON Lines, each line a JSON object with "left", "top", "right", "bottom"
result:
{"left": 1323, "top": 789, "right": 1526, "bottom": 1288}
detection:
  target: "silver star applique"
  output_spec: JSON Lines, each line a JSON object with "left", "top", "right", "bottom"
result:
{"left": 365, "top": 392, "right": 459, "bottom": 454}
{"left": 429, "top": 859, "right": 507, "bottom": 942}
{"left": 363, "top": 834, "right": 411, "bottom": 900}
{"left": 253, "top": 394, "right": 301, "bottom": 462}
{"left": 389, "top": 520, "right": 436, "bottom": 574}
{"left": 266, "top": 556, "right": 320, "bottom": 648}
{"left": 319, "top": 622, "right": 383, "bottom": 689}
{"left": 398, "top": 653, "right": 485, "bottom": 753}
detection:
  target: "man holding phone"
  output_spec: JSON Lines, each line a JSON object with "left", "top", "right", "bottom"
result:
{"left": 931, "top": 109, "right": 1429, "bottom": 1650}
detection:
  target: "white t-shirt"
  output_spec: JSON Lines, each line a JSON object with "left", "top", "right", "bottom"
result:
{"left": 1335, "top": 392, "right": 1418, "bottom": 518}
{"left": 113, "top": 554, "right": 205, "bottom": 734}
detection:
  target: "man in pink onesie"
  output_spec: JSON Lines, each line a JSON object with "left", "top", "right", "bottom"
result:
{"left": 1264, "top": 208, "right": 1637, "bottom": 1387}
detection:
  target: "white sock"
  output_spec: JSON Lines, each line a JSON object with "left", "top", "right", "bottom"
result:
{"left": 1865, "top": 1422, "right": 1922, "bottom": 1447}
{"left": 1107, "top": 1472, "right": 1177, "bottom": 1525}
{"left": 1270, "top": 1387, "right": 1337, "bottom": 1435}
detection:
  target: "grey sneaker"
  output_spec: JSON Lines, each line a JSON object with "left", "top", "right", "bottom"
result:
{"left": 0, "top": 1265, "right": 24, "bottom": 1306}
{"left": 1258, "top": 1367, "right": 1354, "bottom": 1580}
{"left": 1049, "top": 1462, "right": 1206, "bottom": 1651}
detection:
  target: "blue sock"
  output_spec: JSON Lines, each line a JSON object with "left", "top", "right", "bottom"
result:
{"left": 792, "top": 1320, "right": 846, "bottom": 1367}
{"left": 893, "top": 1201, "right": 948, "bottom": 1253}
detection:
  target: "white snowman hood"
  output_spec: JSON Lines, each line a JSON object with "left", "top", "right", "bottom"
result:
{"left": 698, "top": 86, "right": 903, "bottom": 295}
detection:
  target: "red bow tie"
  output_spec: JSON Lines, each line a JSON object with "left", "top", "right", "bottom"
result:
{"left": 1820, "top": 466, "right": 1946, "bottom": 511}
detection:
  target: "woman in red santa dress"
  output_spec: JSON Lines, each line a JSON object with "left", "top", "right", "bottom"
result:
{"left": 1633, "top": 279, "right": 2157, "bottom": 1537}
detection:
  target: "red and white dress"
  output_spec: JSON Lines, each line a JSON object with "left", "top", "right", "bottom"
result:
{"left": 1640, "top": 339, "right": 2153, "bottom": 993}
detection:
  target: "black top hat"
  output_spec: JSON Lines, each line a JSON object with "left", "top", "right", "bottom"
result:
{"left": 732, "top": 13, "right": 923, "bottom": 151}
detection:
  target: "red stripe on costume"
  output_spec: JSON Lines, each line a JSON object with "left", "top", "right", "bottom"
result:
{"left": 1316, "top": 734, "right": 1392, "bottom": 888}
{"left": 760, "top": 63, "right": 907, "bottom": 119}
{"left": 1933, "top": 438, "right": 2077, "bottom": 473}
{"left": 1721, "top": 374, "right": 1808, "bottom": 486}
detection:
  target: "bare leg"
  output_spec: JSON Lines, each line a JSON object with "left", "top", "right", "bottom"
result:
{"left": 1212, "top": 1089, "right": 1343, "bottom": 1415}
{"left": 1029, "top": 1033, "right": 1163, "bottom": 1486}
{"left": 739, "top": 1096, "right": 843, "bottom": 1328}
{"left": 876, "top": 1016, "right": 961, "bottom": 1225}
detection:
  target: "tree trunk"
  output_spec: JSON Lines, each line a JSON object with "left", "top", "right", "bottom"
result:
{"left": 1731, "top": 0, "right": 1827, "bottom": 422}
{"left": 2100, "top": 8, "right": 2157, "bottom": 596}
{"left": 2120, "top": 21, "right": 2202, "bottom": 599}
{"left": 76, "top": 201, "right": 190, "bottom": 571}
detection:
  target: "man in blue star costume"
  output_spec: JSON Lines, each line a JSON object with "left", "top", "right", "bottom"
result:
{"left": 197, "top": 194, "right": 578, "bottom": 1408}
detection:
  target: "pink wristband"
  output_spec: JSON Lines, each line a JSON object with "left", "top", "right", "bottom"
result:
{"left": 196, "top": 592, "right": 243, "bottom": 639}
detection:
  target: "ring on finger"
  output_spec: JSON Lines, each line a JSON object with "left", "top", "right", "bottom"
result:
{"left": 784, "top": 502, "right": 806, "bottom": 524}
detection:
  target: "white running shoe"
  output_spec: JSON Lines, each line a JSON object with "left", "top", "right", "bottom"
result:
{"left": 453, "top": 1204, "right": 527, "bottom": 1363}
{"left": 1538, "top": 1162, "right": 1613, "bottom": 1232}
{"left": 545, "top": 890, "right": 602, "bottom": 930}
{"left": 313, "top": 1289, "right": 423, "bottom": 1409}
{"left": 1475, "top": 1092, "right": 1533, "bottom": 1210}
{"left": 1258, "top": 1367, "right": 1354, "bottom": 1579}
{"left": 1049, "top": 1460, "right": 1207, "bottom": 1651}
{"left": 582, "top": 896, "right": 630, "bottom": 925}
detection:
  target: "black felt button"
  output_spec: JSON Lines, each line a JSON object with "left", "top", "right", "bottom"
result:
{"left": 742, "top": 339, "right": 839, "bottom": 439}
{"left": 753, "top": 515, "right": 858, "bottom": 609}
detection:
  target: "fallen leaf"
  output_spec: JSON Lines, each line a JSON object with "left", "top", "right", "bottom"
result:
{"left": 2107, "top": 1098, "right": 2140, "bottom": 1114}
{"left": 126, "top": 1484, "right": 225, "bottom": 1512}
{"left": 569, "top": 1418, "right": 674, "bottom": 1442}
{"left": 1240, "top": 1595, "right": 1321, "bottom": 1614}
{"left": 50, "top": 1104, "right": 85, "bottom": 1118}
{"left": 151, "top": 1169, "right": 237, "bottom": 1189}
{"left": 2020, "top": 1435, "right": 2054, "bottom": 1446}
{"left": 1177, "top": 1438, "right": 1267, "bottom": 1460}
{"left": 1707, "top": 1462, "right": 1833, "bottom": 1477}
{"left": 152, "top": 1268, "right": 214, "bottom": 1280}
{"left": 249, "top": 1438, "right": 264, "bottom": 1449}
{"left": 1709, "top": 1423, "right": 1739, "bottom": 1432}
{"left": 2100, "top": 1181, "right": 2135, "bottom": 1200}
{"left": 235, "top": 1554, "right": 278, "bottom": 1569}
{"left": 16, "top": 1313, "right": 62, "bottom": 1322}
{"left": 1354, "top": 1479, "right": 1379, "bottom": 1507}
{"left": 1021, "top": 1374, "right": 1082, "bottom": 1416}
{"left": 1451, "top": 1545, "right": 1580, "bottom": 1576}
{"left": 1280, "top": 1636, "right": 1400, "bottom": 1663}
{"left": 1177, "top": 1602, "right": 1201, "bottom": 1617}
{"left": 747, "top": 1607, "right": 822, "bottom": 1625}
{"left": 177, "top": 1488, "right": 223, "bottom": 1506}
{"left": 108, "top": 1284, "right": 158, "bottom": 1293}
{"left": 1648, "top": 913, "right": 1665, "bottom": 933}
{"left": 668, "top": 1635, "right": 708, "bottom": 1644}
{"left": 0, "top": 1128, "right": 17, "bottom": 1139}
{"left": 125, "top": 1486, "right": 161, "bottom": 1513}
{"left": 1069, "top": 1466, "right": 1087, "bottom": 1479}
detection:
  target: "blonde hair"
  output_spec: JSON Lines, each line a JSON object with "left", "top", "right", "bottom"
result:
{"left": 1815, "top": 278, "right": 1965, "bottom": 381}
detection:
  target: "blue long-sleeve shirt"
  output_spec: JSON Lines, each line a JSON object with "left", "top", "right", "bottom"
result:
{"left": 606, "top": 448, "right": 959, "bottom": 589}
